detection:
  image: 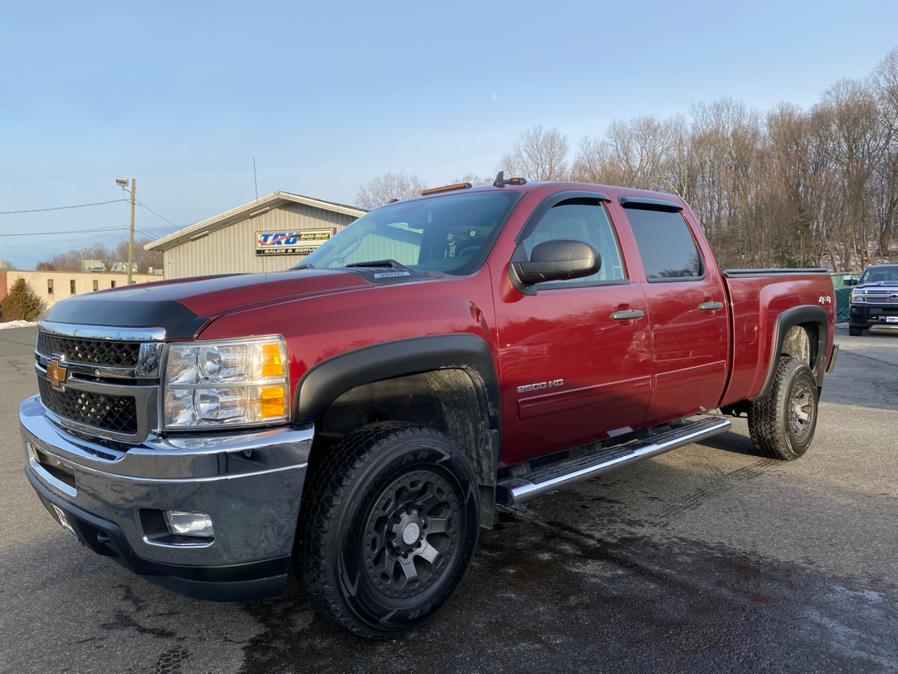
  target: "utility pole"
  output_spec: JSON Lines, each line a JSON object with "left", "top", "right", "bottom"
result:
{"left": 115, "top": 175, "right": 138, "bottom": 285}
{"left": 127, "top": 178, "right": 136, "bottom": 286}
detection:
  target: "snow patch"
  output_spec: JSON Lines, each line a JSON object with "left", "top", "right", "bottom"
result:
{"left": 0, "top": 320, "right": 38, "bottom": 330}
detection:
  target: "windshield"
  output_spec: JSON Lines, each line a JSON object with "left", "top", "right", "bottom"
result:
{"left": 860, "top": 266, "right": 898, "bottom": 284}
{"left": 299, "top": 191, "right": 521, "bottom": 276}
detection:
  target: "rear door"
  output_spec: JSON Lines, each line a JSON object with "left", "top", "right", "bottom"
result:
{"left": 494, "top": 194, "right": 651, "bottom": 465}
{"left": 619, "top": 199, "right": 729, "bottom": 425}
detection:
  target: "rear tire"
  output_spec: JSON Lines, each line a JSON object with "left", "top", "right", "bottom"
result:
{"left": 297, "top": 422, "right": 479, "bottom": 639}
{"left": 748, "top": 356, "right": 819, "bottom": 460}
{"left": 848, "top": 325, "right": 864, "bottom": 336}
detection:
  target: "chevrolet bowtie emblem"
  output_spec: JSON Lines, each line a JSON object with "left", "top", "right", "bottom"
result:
{"left": 47, "top": 360, "right": 68, "bottom": 390}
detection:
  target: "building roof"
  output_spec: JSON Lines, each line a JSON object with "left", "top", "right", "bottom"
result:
{"left": 144, "top": 191, "right": 367, "bottom": 252}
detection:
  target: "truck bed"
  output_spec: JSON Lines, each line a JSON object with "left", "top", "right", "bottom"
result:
{"left": 719, "top": 267, "right": 835, "bottom": 407}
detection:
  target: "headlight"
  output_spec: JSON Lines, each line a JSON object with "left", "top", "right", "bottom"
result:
{"left": 163, "top": 336, "right": 288, "bottom": 429}
{"left": 850, "top": 289, "right": 866, "bottom": 304}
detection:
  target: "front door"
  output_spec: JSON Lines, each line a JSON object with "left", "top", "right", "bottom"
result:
{"left": 494, "top": 195, "right": 651, "bottom": 465}
{"left": 620, "top": 202, "right": 729, "bottom": 425}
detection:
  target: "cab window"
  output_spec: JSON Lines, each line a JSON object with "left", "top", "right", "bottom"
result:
{"left": 625, "top": 206, "right": 704, "bottom": 281}
{"left": 517, "top": 199, "right": 626, "bottom": 288}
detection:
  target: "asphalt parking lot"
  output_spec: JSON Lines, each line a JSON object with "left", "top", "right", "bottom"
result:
{"left": 1, "top": 325, "right": 897, "bottom": 673}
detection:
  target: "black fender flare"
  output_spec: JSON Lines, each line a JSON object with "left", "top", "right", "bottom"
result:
{"left": 293, "top": 334, "right": 501, "bottom": 464}
{"left": 757, "top": 305, "right": 829, "bottom": 398}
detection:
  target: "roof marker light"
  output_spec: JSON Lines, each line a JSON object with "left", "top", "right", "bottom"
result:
{"left": 420, "top": 182, "right": 473, "bottom": 196}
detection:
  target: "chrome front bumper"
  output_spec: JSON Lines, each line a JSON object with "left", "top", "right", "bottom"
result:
{"left": 20, "top": 395, "right": 313, "bottom": 599}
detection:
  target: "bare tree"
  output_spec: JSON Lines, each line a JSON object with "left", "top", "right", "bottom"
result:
{"left": 499, "top": 126, "right": 569, "bottom": 181}
{"left": 572, "top": 117, "right": 675, "bottom": 191}
{"left": 451, "top": 173, "right": 494, "bottom": 186}
{"left": 871, "top": 47, "right": 898, "bottom": 259}
{"left": 356, "top": 172, "right": 425, "bottom": 209}
{"left": 36, "top": 238, "right": 162, "bottom": 274}
{"left": 823, "top": 79, "right": 886, "bottom": 268}
{"left": 569, "top": 136, "right": 606, "bottom": 184}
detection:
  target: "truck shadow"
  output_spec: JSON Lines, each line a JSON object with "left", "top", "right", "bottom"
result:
{"left": 693, "top": 428, "right": 761, "bottom": 457}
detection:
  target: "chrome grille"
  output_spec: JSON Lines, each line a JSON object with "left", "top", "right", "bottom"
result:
{"left": 36, "top": 332, "right": 141, "bottom": 368}
{"left": 865, "top": 291, "right": 898, "bottom": 305}
{"left": 34, "top": 322, "right": 165, "bottom": 442}
{"left": 38, "top": 377, "right": 138, "bottom": 435}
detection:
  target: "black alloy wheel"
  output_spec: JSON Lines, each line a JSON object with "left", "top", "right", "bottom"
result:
{"left": 298, "top": 422, "right": 479, "bottom": 638}
{"left": 362, "top": 468, "right": 462, "bottom": 599}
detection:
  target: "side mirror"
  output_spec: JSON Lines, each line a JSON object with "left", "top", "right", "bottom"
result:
{"left": 843, "top": 277, "right": 858, "bottom": 286}
{"left": 511, "top": 240, "right": 600, "bottom": 285}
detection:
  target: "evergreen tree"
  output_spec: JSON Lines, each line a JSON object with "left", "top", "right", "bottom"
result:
{"left": 1, "top": 278, "right": 44, "bottom": 321}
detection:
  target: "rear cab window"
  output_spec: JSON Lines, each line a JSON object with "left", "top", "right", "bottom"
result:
{"left": 624, "top": 204, "right": 705, "bottom": 282}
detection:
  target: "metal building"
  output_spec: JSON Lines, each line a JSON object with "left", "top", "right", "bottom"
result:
{"left": 145, "top": 192, "right": 366, "bottom": 279}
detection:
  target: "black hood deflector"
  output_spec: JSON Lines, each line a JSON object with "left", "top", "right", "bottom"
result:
{"left": 45, "top": 298, "right": 208, "bottom": 340}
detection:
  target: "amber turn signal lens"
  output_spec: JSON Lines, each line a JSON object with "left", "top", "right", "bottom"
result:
{"left": 262, "top": 342, "right": 285, "bottom": 378}
{"left": 260, "top": 385, "right": 287, "bottom": 418}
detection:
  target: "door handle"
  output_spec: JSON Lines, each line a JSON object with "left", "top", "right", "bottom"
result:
{"left": 698, "top": 301, "right": 724, "bottom": 312}
{"left": 610, "top": 309, "right": 645, "bottom": 321}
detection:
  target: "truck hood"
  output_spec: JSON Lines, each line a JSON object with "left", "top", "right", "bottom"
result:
{"left": 43, "top": 269, "right": 372, "bottom": 339}
{"left": 857, "top": 281, "right": 898, "bottom": 290}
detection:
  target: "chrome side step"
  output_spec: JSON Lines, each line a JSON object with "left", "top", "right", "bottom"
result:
{"left": 497, "top": 417, "right": 732, "bottom": 506}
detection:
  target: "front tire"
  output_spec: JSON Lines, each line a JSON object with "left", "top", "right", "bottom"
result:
{"left": 849, "top": 325, "right": 864, "bottom": 336}
{"left": 748, "top": 356, "right": 819, "bottom": 460}
{"left": 297, "top": 422, "right": 479, "bottom": 638}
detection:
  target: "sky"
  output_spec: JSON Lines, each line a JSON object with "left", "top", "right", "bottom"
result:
{"left": 2, "top": 0, "right": 897, "bottom": 269}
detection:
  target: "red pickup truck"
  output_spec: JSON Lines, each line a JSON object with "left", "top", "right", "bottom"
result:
{"left": 20, "top": 177, "right": 837, "bottom": 638}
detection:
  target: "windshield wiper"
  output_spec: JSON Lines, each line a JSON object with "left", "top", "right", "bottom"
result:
{"left": 344, "top": 259, "right": 414, "bottom": 273}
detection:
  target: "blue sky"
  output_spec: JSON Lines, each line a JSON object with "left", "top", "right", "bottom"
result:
{"left": 2, "top": 0, "right": 897, "bottom": 268}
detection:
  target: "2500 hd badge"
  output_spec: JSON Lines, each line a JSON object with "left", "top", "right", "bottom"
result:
{"left": 517, "top": 379, "right": 565, "bottom": 394}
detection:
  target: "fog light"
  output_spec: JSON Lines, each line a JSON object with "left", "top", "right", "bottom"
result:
{"left": 164, "top": 510, "right": 214, "bottom": 538}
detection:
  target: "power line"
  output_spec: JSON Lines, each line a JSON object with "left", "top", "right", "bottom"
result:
{"left": 0, "top": 226, "right": 128, "bottom": 238}
{"left": 137, "top": 200, "right": 182, "bottom": 230}
{"left": 0, "top": 199, "right": 128, "bottom": 215}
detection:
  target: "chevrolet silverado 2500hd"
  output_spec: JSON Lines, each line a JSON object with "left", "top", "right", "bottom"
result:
{"left": 845, "top": 264, "right": 898, "bottom": 335}
{"left": 20, "top": 177, "right": 837, "bottom": 637}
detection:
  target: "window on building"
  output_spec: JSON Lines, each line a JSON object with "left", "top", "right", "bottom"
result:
{"left": 515, "top": 200, "right": 627, "bottom": 288}
{"left": 110, "top": 280, "right": 116, "bottom": 288}
{"left": 47, "top": 279, "right": 54, "bottom": 295}
{"left": 92, "top": 279, "right": 99, "bottom": 291}
{"left": 625, "top": 207, "right": 705, "bottom": 281}
{"left": 69, "top": 279, "right": 76, "bottom": 294}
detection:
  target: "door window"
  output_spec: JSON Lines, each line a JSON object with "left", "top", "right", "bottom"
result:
{"left": 517, "top": 200, "right": 626, "bottom": 288}
{"left": 625, "top": 207, "right": 704, "bottom": 281}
